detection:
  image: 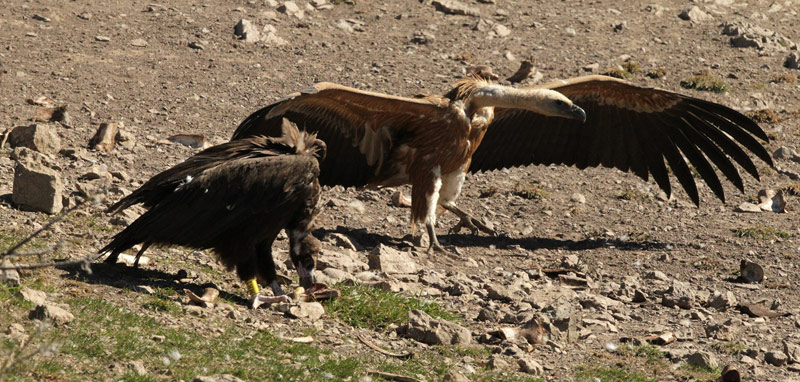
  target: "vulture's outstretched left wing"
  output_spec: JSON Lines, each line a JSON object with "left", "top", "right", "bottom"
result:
{"left": 232, "top": 83, "right": 451, "bottom": 188}
{"left": 469, "top": 75, "right": 773, "bottom": 205}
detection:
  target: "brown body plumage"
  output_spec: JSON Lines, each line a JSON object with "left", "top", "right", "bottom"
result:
{"left": 100, "top": 120, "right": 326, "bottom": 299}
{"left": 232, "top": 75, "right": 772, "bottom": 251}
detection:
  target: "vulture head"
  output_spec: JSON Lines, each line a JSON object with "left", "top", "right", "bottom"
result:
{"left": 470, "top": 85, "right": 586, "bottom": 123}
{"left": 293, "top": 234, "right": 321, "bottom": 288}
{"left": 279, "top": 118, "right": 327, "bottom": 159}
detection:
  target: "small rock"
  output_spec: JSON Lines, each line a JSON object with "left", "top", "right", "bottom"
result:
{"left": 477, "top": 307, "right": 498, "bottom": 322}
{"left": 570, "top": 193, "right": 586, "bottom": 204}
{"left": 517, "top": 357, "right": 543, "bottom": 375}
{"left": 0, "top": 261, "right": 21, "bottom": 286}
{"left": 400, "top": 309, "right": 471, "bottom": 345}
{"left": 783, "top": 340, "right": 800, "bottom": 364}
{"left": 411, "top": 31, "right": 435, "bottom": 44}
{"left": 315, "top": 249, "right": 368, "bottom": 273}
{"left": 647, "top": 332, "right": 676, "bottom": 346}
{"left": 193, "top": 375, "right": 246, "bottom": 382}
{"left": 731, "top": 35, "right": 762, "bottom": 49}
{"left": 492, "top": 24, "right": 510, "bottom": 37}
{"left": 277, "top": 1, "right": 304, "bottom": 19}
{"left": 765, "top": 351, "right": 787, "bottom": 366}
{"left": 632, "top": 290, "right": 648, "bottom": 303}
{"left": 287, "top": 302, "right": 325, "bottom": 320}
{"left": 89, "top": 123, "right": 119, "bottom": 152}
{"left": 368, "top": 244, "right": 417, "bottom": 274}
{"left": 167, "top": 134, "right": 206, "bottom": 148}
{"left": 13, "top": 161, "right": 63, "bottom": 214}
{"left": 95, "top": 35, "right": 110, "bottom": 42}
{"left": 486, "top": 283, "right": 515, "bottom": 302}
{"left": 488, "top": 355, "right": 510, "bottom": 370}
{"left": 661, "top": 280, "right": 695, "bottom": 309}
{"left": 786, "top": 52, "right": 800, "bottom": 70}
{"left": 234, "top": 19, "right": 262, "bottom": 43}
{"left": 686, "top": 351, "right": 718, "bottom": 369}
{"left": 327, "top": 233, "right": 358, "bottom": 251}
{"left": 19, "top": 288, "right": 48, "bottom": 305}
{"left": 432, "top": 0, "right": 480, "bottom": 17}
{"left": 443, "top": 370, "right": 469, "bottom": 382}
{"left": 80, "top": 164, "right": 111, "bottom": 181}
{"left": 115, "top": 128, "right": 136, "bottom": 150}
{"left": 128, "top": 360, "right": 147, "bottom": 375}
{"left": 645, "top": 270, "right": 669, "bottom": 281}
{"left": 8, "top": 124, "right": 61, "bottom": 154}
{"left": 130, "top": 39, "right": 148, "bottom": 47}
{"left": 29, "top": 304, "right": 74, "bottom": 326}
{"left": 679, "top": 6, "right": 712, "bottom": 23}
{"left": 707, "top": 291, "right": 737, "bottom": 311}
{"left": 188, "top": 41, "right": 205, "bottom": 50}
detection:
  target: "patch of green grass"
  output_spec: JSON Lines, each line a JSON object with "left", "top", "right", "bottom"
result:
{"left": 575, "top": 365, "right": 657, "bottom": 382}
{"left": 770, "top": 73, "right": 798, "bottom": 84}
{"left": 680, "top": 362, "right": 720, "bottom": 380}
{"left": 746, "top": 108, "right": 780, "bottom": 123}
{"left": 646, "top": 67, "right": 667, "bottom": 79}
{"left": 617, "top": 188, "right": 648, "bottom": 201}
{"left": 733, "top": 226, "right": 790, "bottom": 240}
{"left": 141, "top": 287, "right": 181, "bottom": 315}
{"left": 680, "top": 71, "right": 730, "bottom": 93}
{"left": 602, "top": 67, "right": 631, "bottom": 79}
{"left": 630, "top": 344, "right": 666, "bottom": 365}
{"left": 323, "top": 284, "right": 460, "bottom": 330}
{"left": 512, "top": 183, "right": 549, "bottom": 200}
{"left": 711, "top": 341, "right": 747, "bottom": 355}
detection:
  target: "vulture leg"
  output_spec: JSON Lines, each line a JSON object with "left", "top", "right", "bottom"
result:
{"left": 245, "top": 242, "right": 290, "bottom": 309}
{"left": 438, "top": 169, "right": 496, "bottom": 236}
{"left": 410, "top": 165, "right": 447, "bottom": 253}
{"left": 132, "top": 242, "right": 152, "bottom": 268}
{"left": 442, "top": 203, "right": 496, "bottom": 236}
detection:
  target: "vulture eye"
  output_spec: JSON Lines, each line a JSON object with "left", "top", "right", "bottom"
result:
{"left": 555, "top": 100, "right": 565, "bottom": 106}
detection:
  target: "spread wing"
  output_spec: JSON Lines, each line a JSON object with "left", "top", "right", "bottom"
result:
{"left": 101, "top": 152, "right": 320, "bottom": 251}
{"left": 469, "top": 75, "right": 773, "bottom": 205}
{"left": 232, "top": 83, "right": 452, "bottom": 187}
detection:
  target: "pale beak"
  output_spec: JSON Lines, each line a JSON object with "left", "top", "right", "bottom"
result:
{"left": 571, "top": 104, "right": 587, "bottom": 123}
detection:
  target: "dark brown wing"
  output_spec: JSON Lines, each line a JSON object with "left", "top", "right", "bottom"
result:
{"left": 232, "top": 82, "right": 451, "bottom": 188}
{"left": 99, "top": 152, "right": 320, "bottom": 254}
{"left": 107, "top": 136, "right": 297, "bottom": 214}
{"left": 469, "top": 75, "right": 773, "bottom": 205}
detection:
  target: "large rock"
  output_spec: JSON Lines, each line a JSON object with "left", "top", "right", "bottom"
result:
{"left": 315, "top": 249, "right": 368, "bottom": 273}
{"left": 661, "top": 280, "right": 695, "bottom": 309}
{"left": 29, "top": 304, "right": 74, "bottom": 326}
{"left": 0, "top": 260, "right": 20, "bottom": 286}
{"left": 678, "top": 6, "right": 712, "bottom": 23}
{"left": 12, "top": 161, "right": 63, "bottom": 214}
{"left": 400, "top": 309, "right": 471, "bottom": 345}
{"left": 8, "top": 124, "right": 61, "bottom": 154}
{"left": 783, "top": 340, "right": 800, "bottom": 364}
{"left": 234, "top": 19, "right": 262, "bottom": 43}
{"left": 193, "top": 375, "right": 246, "bottom": 382}
{"left": 368, "top": 244, "right": 417, "bottom": 274}
{"left": 786, "top": 52, "right": 800, "bottom": 70}
{"left": 432, "top": 0, "right": 480, "bottom": 16}
{"left": 287, "top": 302, "right": 325, "bottom": 320}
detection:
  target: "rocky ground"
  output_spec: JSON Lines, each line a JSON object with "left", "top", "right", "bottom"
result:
{"left": 2, "top": 0, "right": 800, "bottom": 381}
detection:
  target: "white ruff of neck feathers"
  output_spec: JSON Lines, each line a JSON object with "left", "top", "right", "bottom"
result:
{"left": 469, "top": 85, "right": 555, "bottom": 110}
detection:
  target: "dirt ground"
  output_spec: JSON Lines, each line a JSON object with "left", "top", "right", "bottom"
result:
{"left": 2, "top": 0, "right": 800, "bottom": 381}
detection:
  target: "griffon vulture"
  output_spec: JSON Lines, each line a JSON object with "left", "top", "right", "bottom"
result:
{"left": 231, "top": 75, "right": 772, "bottom": 252}
{"left": 100, "top": 120, "right": 326, "bottom": 307}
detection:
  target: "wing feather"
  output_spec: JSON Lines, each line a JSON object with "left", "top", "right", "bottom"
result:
{"left": 471, "top": 76, "right": 772, "bottom": 204}
{"left": 232, "top": 83, "right": 452, "bottom": 187}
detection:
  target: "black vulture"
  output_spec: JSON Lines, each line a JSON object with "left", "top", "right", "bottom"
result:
{"left": 99, "top": 119, "right": 326, "bottom": 307}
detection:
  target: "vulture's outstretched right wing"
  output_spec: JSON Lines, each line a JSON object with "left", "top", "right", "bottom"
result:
{"left": 469, "top": 75, "right": 773, "bottom": 205}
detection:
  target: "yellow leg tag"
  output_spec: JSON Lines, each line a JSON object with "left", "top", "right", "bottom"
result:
{"left": 246, "top": 279, "right": 260, "bottom": 295}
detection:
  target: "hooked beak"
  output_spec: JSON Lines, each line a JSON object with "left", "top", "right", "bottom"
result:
{"left": 570, "top": 104, "right": 587, "bottom": 123}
